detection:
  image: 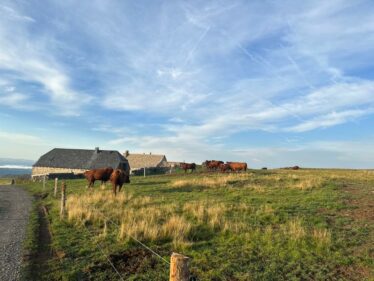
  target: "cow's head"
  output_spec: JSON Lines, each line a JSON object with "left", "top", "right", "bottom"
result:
{"left": 125, "top": 175, "right": 130, "bottom": 183}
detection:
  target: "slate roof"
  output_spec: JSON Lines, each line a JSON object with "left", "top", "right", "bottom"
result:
{"left": 124, "top": 153, "right": 167, "bottom": 169}
{"left": 33, "top": 148, "right": 129, "bottom": 170}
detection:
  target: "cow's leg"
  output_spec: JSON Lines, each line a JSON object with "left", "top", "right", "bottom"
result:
{"left": 112, "top": 183, "right": 116, "bottom": 196}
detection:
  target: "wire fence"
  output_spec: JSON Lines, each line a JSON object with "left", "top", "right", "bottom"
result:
{"left": 41, "top": 180, "right": 131, "bottom": 279}
{"left": 37, "top": 176, "right": 192, "bottom": 281}
{"left": 79, "top": 222, "right": 126, "bottom": 281}
{"left": 27, "top": 171, "right": 369, "bottom": 280}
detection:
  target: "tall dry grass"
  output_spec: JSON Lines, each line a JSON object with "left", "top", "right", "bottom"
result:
{"left": 172, "top": 173, "right": 252, "bottom": 188}
{"left": 313, "top": 228, "right": 331, "bottom": 245}
{"left": 282, "top": 218, "right": 306, "bottom": 240}
{"left": 292, "top": 177, "right": 325, "bottom": 190}
{"left": 66, "top": 170, "right": 343, "bottom": 248}
{"left": 67, "top": 190, "right": 242, "bottom": 248}
{"left": 172, "top": 170, "right": 330, "bottom": 191}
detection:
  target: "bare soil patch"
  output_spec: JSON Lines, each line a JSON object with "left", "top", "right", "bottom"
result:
{"left": 86, "top": 248, "right": 158, "bottom": 278}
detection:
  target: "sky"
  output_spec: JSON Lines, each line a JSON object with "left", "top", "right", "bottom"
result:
{"left": 0, "top": 0, "right": 374, "bottom": 168}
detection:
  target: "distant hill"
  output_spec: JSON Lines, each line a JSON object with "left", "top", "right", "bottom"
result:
{"left": 0, "top": 168, "right": 32, "bottom": 177}
{"left": 0, "top": 158, "right": 34, "bottom": 167}
{"left": 0, "top": 158, "right": 34, "bottom": 177}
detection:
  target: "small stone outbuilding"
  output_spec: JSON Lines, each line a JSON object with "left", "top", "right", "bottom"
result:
{"left": 123, "top": 151, "right": 168, "bottom": 174}
{"left": 32, "top": 147, "right": 130, "bottom": 179}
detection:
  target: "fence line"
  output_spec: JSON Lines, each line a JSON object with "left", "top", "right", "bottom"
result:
{"left": 79, "top": 220, "right": 126, "bottom": 281}
{"left": 39, "top": 178, "right": 196, "bottom": 280}
{"left": 92, "top": 208, "right": 170, "bottom": 265}
{"left": 37, "top": 180, "right": 127, "bottom": 279}
{"left": 80, "top": 204, "right": 172, "bottom": 279}
{"left": 43, "top": 181, "right": 170, "bottom": 261}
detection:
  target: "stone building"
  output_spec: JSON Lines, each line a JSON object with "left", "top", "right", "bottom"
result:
{"left": 32, "top": 147, "right": 130, "bottom": 179}
{"left": 123, "top": 150, "right": 168, "bottom": 174}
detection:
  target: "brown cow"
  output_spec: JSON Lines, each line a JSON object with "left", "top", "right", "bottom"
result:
{"left": 180, "top": 163, "right": 196, "bottom": 173}
{"left": 84, "top": 167, "right": 114, "bottom": 189}
{"left": 227, "top": 162, "right": 247, "bottom": 172}
{"left": 219, "top": 163, "right": 231, "bottom": 173}
{"left": 203, "top": 160, "right": 224, "bottom": 171}
{"left": 110, "top": 169, "right": 130, "bottom": 195}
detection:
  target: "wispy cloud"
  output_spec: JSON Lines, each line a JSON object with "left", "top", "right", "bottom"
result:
{"left": 0, "top": 2, "right": 92, "bottom": 115}
{"left": 0, "top": 131, "right": 43, "bottom": 145}
{"left": 0, "top": 0, "right": 373, "bottom": 166}
{"left": 287, "top": 109, "right": 370, "bottom": 132}
{"left": 0, "top": 4, "right": 35, "bottom": 22}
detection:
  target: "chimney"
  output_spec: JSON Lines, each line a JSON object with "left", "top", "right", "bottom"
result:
{"left": 95, "top": 147, "right": 100, "bottom": 153}
{"left": 124, "top": 150, "right": 129, "bottom": 157}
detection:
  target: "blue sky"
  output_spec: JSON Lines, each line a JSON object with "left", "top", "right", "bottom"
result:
{"left": 1, "top": 0, "right": 374, "bottom": 168}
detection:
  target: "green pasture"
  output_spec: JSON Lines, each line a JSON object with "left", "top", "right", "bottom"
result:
{"left": 20, "top": 169, "right": 374, "bottom": 281}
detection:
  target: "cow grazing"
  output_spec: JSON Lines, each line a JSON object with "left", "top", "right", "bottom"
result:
{"left": 227, "top": 162, "right": 247, "bottom": 172}
{"left": 110, "top": 169, "right": 130, "bottom": 196}
{"left": 180, "top": 163, "right": 196, "bottom": 173}
{"left": 84, "top": 167, "right": 114, "bottom": 188}
{"left": 203, "top": 160, "right": 224, "bottom": 171}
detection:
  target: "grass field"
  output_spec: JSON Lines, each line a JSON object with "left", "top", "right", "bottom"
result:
{"left": 0, "top": 178, "right": 11, "bottom": 185}
{"left": 21, "top": 169, "right": 373, "bottom": 280}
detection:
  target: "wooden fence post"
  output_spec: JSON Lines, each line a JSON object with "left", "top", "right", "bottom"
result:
{"left": 54, "top": 177, "right": 58, "bottom": 197}
{"left": 60, "top": 181, "right": 66, "bottom": 219}
{"left": 144, "top": 167, "right": 146, "bottom": 177}
{"left": 169, "top": 252, "right": 190, "bottom": 281}
{"left": 43, "top": 175, "right": 46, "bottom": 190}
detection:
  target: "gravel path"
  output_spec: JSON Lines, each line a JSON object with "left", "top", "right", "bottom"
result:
{"left": 0, "top": 186, "right": 32, "bottom": 281}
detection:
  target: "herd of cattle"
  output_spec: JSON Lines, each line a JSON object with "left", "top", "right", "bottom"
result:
{"left": 180, "top": 160, "right": 248, "bottom": 173}
{"left": 83, "top": 161, "right": 300, "bottom": 195}
{"left": 83, "top": 160, "right": 248, "bottom": 195}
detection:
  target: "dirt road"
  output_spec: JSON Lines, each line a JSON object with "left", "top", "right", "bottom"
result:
{"left": 0, "top": 186, "right": 32, "bottom": 281}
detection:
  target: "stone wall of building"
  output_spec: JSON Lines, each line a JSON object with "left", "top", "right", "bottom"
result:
{"left": 32, "top": 166, "right": 86, "bottom": 176}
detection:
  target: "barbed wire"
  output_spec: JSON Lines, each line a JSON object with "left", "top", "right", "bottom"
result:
{"left": 33, "top": 180, "right": 126, "bottom": 280}
{"left": 79, "top": 219, "right": 126, "bottom": 281}
{"left": 90, "top": 207, "right": 171, "bottom": 265}
{"left": 42, "top": 179, "right": 172, "bottom": 266}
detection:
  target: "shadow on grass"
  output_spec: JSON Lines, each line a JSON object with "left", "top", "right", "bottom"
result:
{"left": 188, "top": 224, "right": 216, "bottom": 242}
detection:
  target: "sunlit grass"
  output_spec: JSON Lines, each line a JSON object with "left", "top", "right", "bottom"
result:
{"left": 22, "top": 168, "right": 374, "bottom": 280}
{"left": 0, "top": 178, "right": 11, "bottom": 185}
{"left": 171, "top": 173, "right": 252, "bottom": 188}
